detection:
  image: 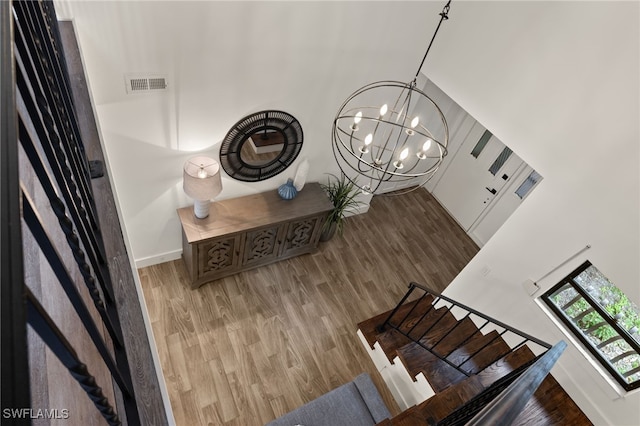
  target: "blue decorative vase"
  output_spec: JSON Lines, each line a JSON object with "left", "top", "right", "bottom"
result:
{"left": 278, "top": 178, "right": 298, "bottom": 200}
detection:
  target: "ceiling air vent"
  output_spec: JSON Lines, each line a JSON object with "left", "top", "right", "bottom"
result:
{"left": 125, "top": 74, "right": 168, "bottom": 94}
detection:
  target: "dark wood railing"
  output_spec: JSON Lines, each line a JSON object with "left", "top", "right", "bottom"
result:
{"left": 1, "top": 0, "right": 142, "bottom": 424}
{"left": 1, "top": 0, "right": 32, "bottom": 422}
{"left": 463, "top": 341, "right": 567, "bottom": 426}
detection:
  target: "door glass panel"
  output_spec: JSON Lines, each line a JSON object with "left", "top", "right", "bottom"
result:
{"left": 470, "top": 130, "right": 492, "bottom": 158}
{"left": 489, "top": 147, "right": 513, "bottom": 175}
{"left": 515, "top": 170, "right": 542, "bottom": 199}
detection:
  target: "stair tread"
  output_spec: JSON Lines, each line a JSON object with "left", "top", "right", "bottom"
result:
{"left": 424, "top": 316, "right": 482, "bottom": 356}
{"left": 376, "top": 329, "right": 414, "bottom": 362}
{"left": 513, "top": 374, "right": 593, "bottom": 425}
{"left": 359, "top": 310, "right": 396, "bottom": 349}
{"left": 446, "top": 329, "right": 512, "bottom": 375}
{"left": 379, "top": 320, "right": 526, "bottom": 392}
{"left": 397, "top": 307, "right": 458, "bottom": 343}
{"left": 374, "top": 307, "right": 452, "bottom": 362}
{"left": 476, "top": 344, "right": 537, "bottom": 388}
{"left": 415, "top": 375, "right": 485, "bottom": 424}
{"left": 358, "top": 294, "right": 435, "bottom": 348}
{"left": 384, "top": 405, "right": 430, "bottom": 426}
{"left": 397, "top": 340, "right": 470, "bottom": 392}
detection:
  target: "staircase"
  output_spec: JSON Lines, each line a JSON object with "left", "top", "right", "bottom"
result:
{"left": 358, "top": 283, "right": 593, "bottom": 425}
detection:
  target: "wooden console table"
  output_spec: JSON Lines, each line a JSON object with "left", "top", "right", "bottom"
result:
{"left": 178, "top": 182, "right": 333, "bottom": 288}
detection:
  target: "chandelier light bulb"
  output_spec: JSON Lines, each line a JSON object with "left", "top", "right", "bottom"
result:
{"left": 365, "top": 133, "right": 373, "bottom": 146}
{"left": 393, "top": 147, "right": 409, "bottom": 169}
{"left": 400, "top": 147, "right": 409, "bottom": 160}
{"left": 417, "top": 139, "right": 432, "bottom": 159}
{"left": 360, "top": 133, "right": 374, "bottom": 154}
{"left": 379, "top": 104, "right": 388, "bottom": 117}
{"left": 406, "top": 116, "right": 420, "bottom": 136}
{"left": 351, "top": 111, "right": 363, "bottom": 131}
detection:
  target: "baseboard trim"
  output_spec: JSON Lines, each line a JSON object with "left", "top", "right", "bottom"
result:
{"left": 135, "top": 249, "right": 182, "bottom": 269}
{"left": 133, "top": 204, "right": 371, "bottom": 269}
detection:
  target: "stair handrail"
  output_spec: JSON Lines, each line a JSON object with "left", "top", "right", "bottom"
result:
{"left": 463, "top": 341, "right": 567, "bottom": 426}
{"left": 375, "top": 282, "right": 554, "bottom": 384}
{"left": 374, "top": 283, "right": 568, "bottom": 425}
{"left": 432, "top": 351, "right": 541, "bottom": 425}
{"left": 380, "top": 282, "right": 552, "bottom": 350}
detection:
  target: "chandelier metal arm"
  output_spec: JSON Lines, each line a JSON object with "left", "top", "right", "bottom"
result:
{"left": 390, "top": 85, "right": 415, "bottom": 159}
{"left": 331, "top": 1, "right": 453, "bottom": 196}
{"left": 334, "top": 113, "right": 448, "bottom": 176}
{"left": 337, "top": 119, "right": 427, "bottom": 170}
{"left": 414, "top": 0, "right": 452, "bottom": 79}
{"left": 372, "top": 81, "right": 417, "bottom": 168}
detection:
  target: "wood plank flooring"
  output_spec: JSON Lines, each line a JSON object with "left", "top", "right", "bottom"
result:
{"left": 139, "top": 188, "right": 479, "bottom": 425}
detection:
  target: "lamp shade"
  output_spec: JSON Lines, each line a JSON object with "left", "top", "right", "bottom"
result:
{"left": 183, "top": 156, "right": 223, "bottom": 200}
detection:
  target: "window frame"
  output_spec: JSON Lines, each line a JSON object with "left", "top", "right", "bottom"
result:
{"left": 515, "top": 170, "right": 542, "bottom": 199}
{"left": 541, "top": 261, "right": 640, "bottom": 391}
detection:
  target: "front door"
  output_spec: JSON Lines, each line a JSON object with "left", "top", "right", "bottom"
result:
{"left": 431, "top": 122, "right": 525, "bottom": 231}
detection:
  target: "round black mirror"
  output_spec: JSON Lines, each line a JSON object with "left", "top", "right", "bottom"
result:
{"left": 220, "top": 110, "right": 303, "bottom": 182}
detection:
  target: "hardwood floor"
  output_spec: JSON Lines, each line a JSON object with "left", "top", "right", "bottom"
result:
{"left": 139, "top": 188, "right": 479, "bottom": 425}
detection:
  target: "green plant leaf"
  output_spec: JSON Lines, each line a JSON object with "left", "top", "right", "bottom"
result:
{"left": 320, "top": 173, "right": 365, "bottom": 236}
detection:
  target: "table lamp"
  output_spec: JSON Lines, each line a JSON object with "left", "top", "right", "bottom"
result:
{"left": 183, "top": 156, "right": 223, "bottom": 219}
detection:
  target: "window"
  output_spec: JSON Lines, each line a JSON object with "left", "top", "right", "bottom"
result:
{"left": 470, "top": 130, "right": 492, "bottom": 158}
{"left": 515, "top": 170, "right": 542, "bottom": 199}
{"left": 488, "top": 147, "right": 513, "bottom": 175}
{"left": 542, "top": 261, "right": 640, "bottom": 391}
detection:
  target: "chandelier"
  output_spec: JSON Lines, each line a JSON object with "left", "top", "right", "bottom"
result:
{"left": 332, "top": 0, "right": 452, "bottom": 195}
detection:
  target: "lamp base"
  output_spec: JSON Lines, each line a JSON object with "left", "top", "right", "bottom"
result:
{"left": 193, "top": 199, "right": 211, "bottom": 219}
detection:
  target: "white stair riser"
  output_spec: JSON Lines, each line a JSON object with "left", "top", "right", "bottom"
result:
{"left": 357, "top": 329, "right": 435, "bottom": 410}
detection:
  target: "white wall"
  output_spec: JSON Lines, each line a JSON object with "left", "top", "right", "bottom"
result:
{"left": 427, "top": 2, "right": 639, "bottom": 425}
{"left": 59, "top": 1, "right": 639, "bottom": 424}
{"left": 57, "top": 0, "right": 444, "bottom": 265}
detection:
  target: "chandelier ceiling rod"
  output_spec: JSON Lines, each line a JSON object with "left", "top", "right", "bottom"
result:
{"left": 414, "top": 0, "right": 452, "bottom": 81}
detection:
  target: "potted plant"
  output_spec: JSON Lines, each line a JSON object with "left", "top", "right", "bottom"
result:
{"left": 320, "top": 174, "right": 364, "bottom": 241}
